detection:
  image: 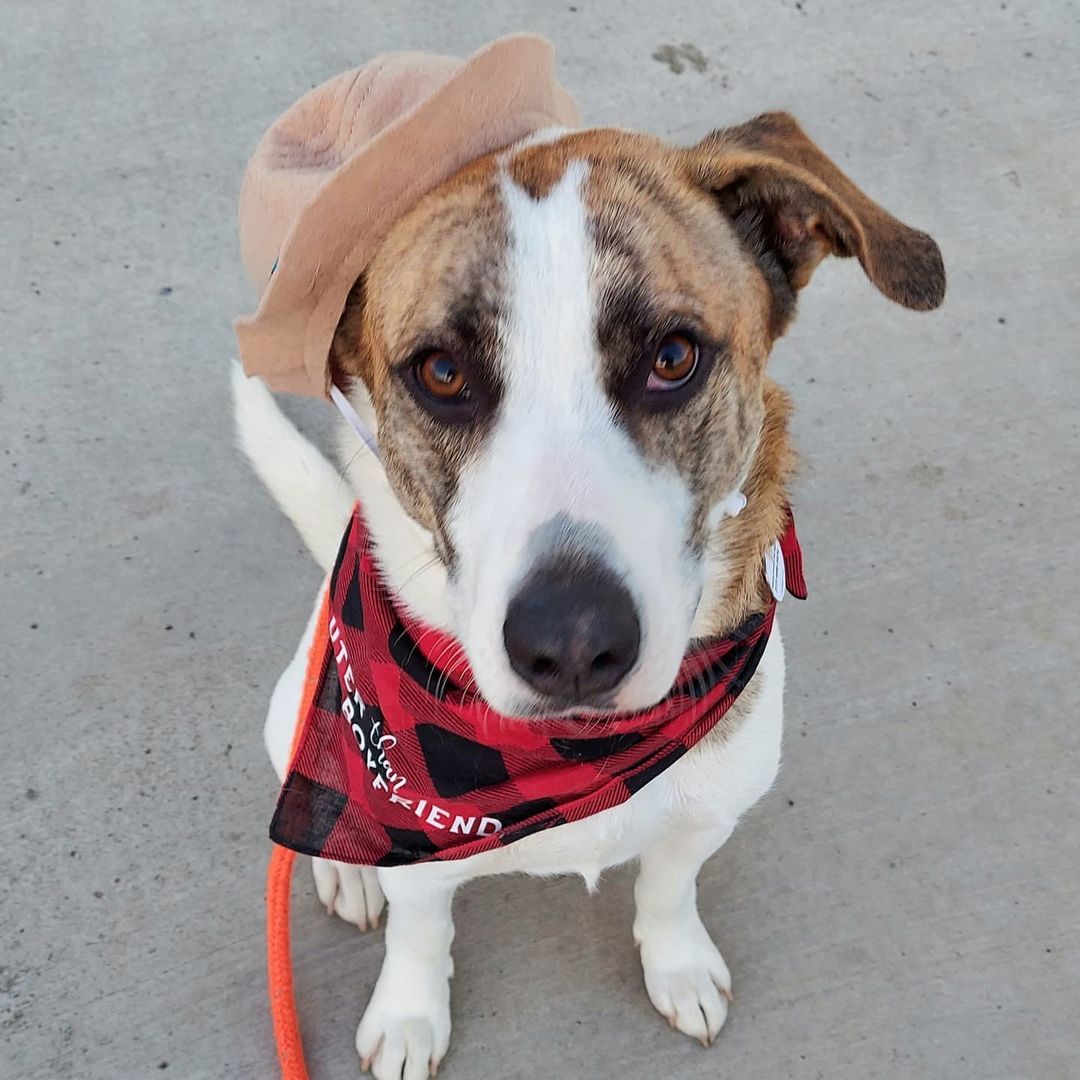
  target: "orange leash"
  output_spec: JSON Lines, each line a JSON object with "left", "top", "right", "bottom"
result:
{"left": 267, "top": 845, "right": 306, "bottom": 1079}
{"left": 266, "top": 593, "right": 330, "bottom": 1080}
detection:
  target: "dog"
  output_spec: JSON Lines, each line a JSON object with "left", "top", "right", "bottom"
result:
{"left": 234, "top": 111, "right": 944, "bottom": 1080}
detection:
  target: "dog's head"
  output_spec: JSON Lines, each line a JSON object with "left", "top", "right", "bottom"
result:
{"left": 331, "top": 114, "right": 944, "bottom": 717}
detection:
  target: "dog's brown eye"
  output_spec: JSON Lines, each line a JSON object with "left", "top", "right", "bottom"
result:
{"left": 416, "top": 351, "right": 468, "bottom": 400}
{"left": 648, "top": 333, "right": 698, "bottom": 389}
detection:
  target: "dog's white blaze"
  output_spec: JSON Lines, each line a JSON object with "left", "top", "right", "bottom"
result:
{"left": 446, "top": 160, "right": 701, "bottom": 715}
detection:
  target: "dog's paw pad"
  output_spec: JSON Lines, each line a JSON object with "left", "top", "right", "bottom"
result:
{"left": 311, "top": 858, "right": 385, "bottom": 931}
{"left": 637, "top": 920, "right": 732, "bottom": 1045}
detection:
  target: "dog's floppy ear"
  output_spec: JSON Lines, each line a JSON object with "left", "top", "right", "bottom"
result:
{"left": 687, "top": 112, "right": 945, "bottom": 334}
{"left": 329, "top": 276, "right": 375, "bottom": 389}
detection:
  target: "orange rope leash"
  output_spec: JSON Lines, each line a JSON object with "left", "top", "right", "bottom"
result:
{"left": 266, "top": 592, "right": 330, "bottom": 1080}
{"left": 267, "top": 845, "right": 306, "bottom": 1079}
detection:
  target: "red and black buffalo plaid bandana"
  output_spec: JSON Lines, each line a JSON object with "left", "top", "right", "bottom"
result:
{"left": 270, "top": 506, "right": 806, "bottom": 867}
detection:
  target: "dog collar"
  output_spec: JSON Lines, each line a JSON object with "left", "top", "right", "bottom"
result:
{"left": 270, "top": 505, "right": 806, "bottom": 867}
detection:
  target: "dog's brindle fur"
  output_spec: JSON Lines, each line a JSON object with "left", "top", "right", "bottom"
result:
{"left": 331, "top": 118, "right": 941, "bottom": 643}
{"left": 250, "top": 114, "right": 943, "bottom": 1077}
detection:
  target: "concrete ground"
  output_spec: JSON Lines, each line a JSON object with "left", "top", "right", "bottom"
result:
{"left": 2, "top": 1, "right": 1078, "bottom": 1077}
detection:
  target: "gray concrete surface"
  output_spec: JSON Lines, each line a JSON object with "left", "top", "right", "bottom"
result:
{"left": 2, "top": 2, "right": 1078, "bottom": 1078}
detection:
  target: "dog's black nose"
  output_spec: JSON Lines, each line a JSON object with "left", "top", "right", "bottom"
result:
{"left": 503, "top": 556, "right": 641, "bottom": 704}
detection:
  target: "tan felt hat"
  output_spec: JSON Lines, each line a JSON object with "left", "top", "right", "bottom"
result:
{"left": 235, "top": 34, "right": 579, "bottom": 398}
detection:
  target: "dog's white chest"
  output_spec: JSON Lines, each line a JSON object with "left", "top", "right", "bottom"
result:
{"left": 472, "top": 782, "right": 660, "bottom": 888}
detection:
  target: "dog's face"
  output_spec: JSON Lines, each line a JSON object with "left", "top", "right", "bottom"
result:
{"left": 332, "top": 116, "right": 943, "bottom": 717}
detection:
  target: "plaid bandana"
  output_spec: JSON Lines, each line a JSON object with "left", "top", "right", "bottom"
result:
{"left": 270, "top": 507, "right": 806, "bottom": 867}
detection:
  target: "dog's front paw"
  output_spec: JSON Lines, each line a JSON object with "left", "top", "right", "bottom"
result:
{"left": 635, "top": 916, "right": 732, "bottom": 1046}
{"left": 311, "top": 858, "right": 385, "bottom": 930}
{"left": 356, "top": 962, "right": 452, "bottom": 1080}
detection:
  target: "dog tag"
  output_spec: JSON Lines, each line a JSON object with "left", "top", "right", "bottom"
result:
{"left": 764, "top": 538, "right": 786, "bottom": 602}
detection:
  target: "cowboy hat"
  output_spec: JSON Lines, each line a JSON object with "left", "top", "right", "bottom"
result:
{"left": 235, "top": 34, "right": 579, "bottom": 398}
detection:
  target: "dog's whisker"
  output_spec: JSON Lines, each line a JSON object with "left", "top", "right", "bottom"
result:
{"left": 425, "top": 638, "right": 463, "bottom": 696}
{"left": 436, "top": 643, "right": 467, "bottom": 698}
{"left": 386, "top": 549, "right": 440, "bottom": 576}
{"left": 395, "top": 555, "right": 442, "bottom": 594}
{"left": 398, "top": 627, "right": 439, "bottom": 674}
{"left": 335, "top": 443, "right": 373, "bottom": 494}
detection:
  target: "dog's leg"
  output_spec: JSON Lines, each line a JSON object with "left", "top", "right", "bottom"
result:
{"left": 356, "top": 865, "right": 459, "bottom": 1080}
{"left": 633, "top": 824, "right": 735, "bottom": 1047}
{"left": 633, "top": 630, "right": 785, "bottom": 1045}
{"left": 264, "top": 593, "right": 386, "bottom": 930}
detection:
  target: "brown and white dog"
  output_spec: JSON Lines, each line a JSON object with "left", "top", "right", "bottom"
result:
{"left": 235, "top": 114, "right": 944, "bottom": 1079}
